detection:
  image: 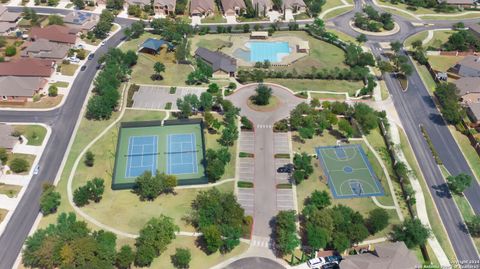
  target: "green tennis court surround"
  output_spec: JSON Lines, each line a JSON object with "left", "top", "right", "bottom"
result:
{"left": 316, "top": 144, "right": 384, "bottom": 199}
{"left": 112, "top": 119, "right": 207, "bottom": 190}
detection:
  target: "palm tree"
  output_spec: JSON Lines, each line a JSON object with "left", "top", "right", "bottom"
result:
{"left": 153, "top": 62, "right": 166, "bottom": 80}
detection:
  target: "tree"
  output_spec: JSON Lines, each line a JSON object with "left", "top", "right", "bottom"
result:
{"left": 306, "top": 190, "right": 331, "bottom": 210}
{"left": 356, "top": 34, "right": 367, "bottom": 43}
{"left": 399, "top": 62, "right": 413, "bottom": 77}
{"left": 48, "top": 85, "right": 58, "bottom": 97}
{"left": 378, "top": 60, "right": 394, "bottom": 73}
{"left": 353, "top": 103, "right": 379, "bottom": 133}
{"left": 39, "top": 183, "right": 61, "bottom": 215}
{"left": 253, "top": 84, "right": 272, "bottom": 105}
{"left": 207, "top": 83, "right": 220, "bottom": 94}
{"left": 391, "top": 218, "right": 431, "bottom": 248}
{"left": 275, "top": 210, "right": 299, "bottom": 256}
{"left": 306, "top": 223, "right": 328, "bottom": 250}
{"left": 9, "top": 158, "right": 29, "bottom": 173}
{"left": 292, "top": 152, "right": 313, "bottom": 184}
{"left": 84, "top": 151, "right": 95, "bottom": 167}
{"left": 73, "top": 185, "right": 90, "bottom": 206}
{"left": 5, "top": 46, "right": 16, "bottom": 56}
{"left": 171, "top": 248, "right": 191, "bottom": 269}
{"left": 435, "top": 83, "right": 465, "bottom": 125}
{"left": 202, "top": 225, "right": 223, "bottom": 254}
{"left": 338, "top": 119, "right": 354, "bottom": 139}
{"left": 390, "top": 41, "right": 402, "bottom": 53}
{"left": 332, "top": 232, "right": 350, "bottom": 252}
{"left": 466, "top": 215, "right": 480, "bottom": 237}
{"left": 153, "top": 62, "right": 166, "bottom": 80}
{"left": 73, "top": 0, "right": 85, "bottom": 9}
{"left": 0, "top": 148, "right": 8, "bottom": 164}
{"left": 116, "top": 245, "right": 135, "bottom": 269}
{"left": 219, "top": 125, "right": 238, "bottom": 147}
{"left": 135, "top": 171, "right": 162, "bottom": 200}
{"left": 447, "top": 173, "right": 473, "bottom": 195}
{"left": 135, "top": 215, "right": 179, "bottom": 267}
{"left": 48, "top": 14, "right": 63, "bottom": 25}
{"left": 86, "top": 177, "right": 104, "bottom": 202}
{"left": 199, "top": 92, "right": 213, "bottom": 111}
{"left": 298, "top": 127, "right": 315, "bottom": 140}
{"left": 365, "top": 208, "right": 389, "bottom": 234}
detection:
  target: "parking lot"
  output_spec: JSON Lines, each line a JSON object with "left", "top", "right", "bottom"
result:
{"left": 237, "top": 188, "right": 254, "bottom": 216}
{"left": 239, "top": 158, "right": 254, "bottom": 182}
{"left": 132, "top": 85, "right": 205, "bottom": 110}
{"left": 239, "top": 131, "right": 255, "bottom": 153}
{"left": 275, "top": 158, "right": 290, "bottom": 184}
{"left": 273, "top": 133, "right": 290, "bottom": 155}
{"left": 276, "top": 189, "right": 295, "bottom": 212}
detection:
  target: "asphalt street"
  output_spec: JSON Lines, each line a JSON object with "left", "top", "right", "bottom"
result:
{"left": 223, "top": 257, "right": 286, "bottom": 269}
{"left": 0, "top": 8, "right": 132, "bottom": 268}
{"left": 372, "top": 44, "right": 480, "bottom": 262}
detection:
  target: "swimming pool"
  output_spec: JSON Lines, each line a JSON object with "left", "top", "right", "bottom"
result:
{"left": 245, "top": 41, "right": 291, "bottom": 63}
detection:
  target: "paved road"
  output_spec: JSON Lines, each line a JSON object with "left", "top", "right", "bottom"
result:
{"left": 223, "top": 257, "right": 286, "bottom": 269}
{"left": 227, "top": 84, "right": 303, "bottom": 238}
{"left": 0, "top": 8, "right": 133, "bottom": 269}
{"left": 372, "top": 44, "right": 480, "bottom": 263}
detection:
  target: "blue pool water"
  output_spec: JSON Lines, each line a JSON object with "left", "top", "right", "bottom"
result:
{"left": 246, "top": 41, "right": 291, "bottom": 63}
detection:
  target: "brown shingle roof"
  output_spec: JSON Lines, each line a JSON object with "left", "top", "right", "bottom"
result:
{"left": 252, "top": 0, "right": 273, "bottom": 8}
{"left": 457, "top": 55, "right": 480, "bottom": 71}
{"left": 0, "top": 58, "right": 54, "bottom": 77}
{"left": 221, "top": 0, "right": 246, "bottom": 13}
{"left": 30, "top": 25, "right": 78, "bottom": 44}
{"left": 454, "top": 77, "right": 480, "bottom": 96}
{"left": 283, "top": 0, "right": 306, "bottom": 8}
{"left": 195, "top": 47, "right": 237, "bottom": 73}
{"left": 190, "top": 0, "right": 215, "bottom": 15}
{"left": 0, "top": 124, "right": 17, "bottom": 150}
{"left": 0, "top": 76, "right": 45, "bottom": 97}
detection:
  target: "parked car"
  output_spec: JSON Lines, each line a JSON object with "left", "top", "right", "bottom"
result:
{"left": 277, "top": 164, "right": 293, "bottom": 173}
{"left": 80, "top": 65, "right": 87, "bottom": 71}
{"left": 307, "top": 257, "right": 327, "bottom": 269}
{"left": 67, "top": 57, "right": 80, "bottom": 63}
{"left": 101, "top": 41, "right": 106, "bottom": 46}
{"left": 308, "top": 256, "right": 342, "bottom": 269}
{"left": 33, "top": 165, "right": 39, "bottom": 175}
{"left": 321, "top": 263, "right": 339, "bottom": 269}
{"left": 88, "top": 53, "right": 94, "bottom": 60}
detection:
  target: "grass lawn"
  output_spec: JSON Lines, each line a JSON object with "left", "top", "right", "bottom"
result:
{"left": 378, "top": 0, "right": 480, "bottom": 19}
{"left": 147, "top": 236, "right": 248, "bottom": 269}
{"left": 379, "top": 80, "right": 390, "bottom": 100}
{"left": 428, "top": 55, "right": 462, "bottom": 72}
{"left": 0, "top": 183, "right": 22, "bottom": 198}
{"left": 325, "top": 28, "right": 357, "bottom": 43}
{"left": 51, "top": 81, "right": 69, "bottom": 88}
{"left": 413, "top": 60, "right": 437, "bottom": 94}
{"left": 323, "top": 6, "right": 355, "bottom": 20}
{"left": 405, "top": 31, "right": 429, "bottom": 48}
{"left": 13, "top": 125, "right": 47, "bottom": 146}
{"left": 448, "top": 126, "right": 480, "bottom": 181}
{"left": 201, "top": 7, "right": 226, "bottom": 23}
{"left": 247, "top": 95, "right": 281, "bottom": 112}
{"left": 190, "top": 34, "right": 233, "bottom": 52}
{"left": 424, "top": 30, "right": 456, "bottom": 49}
{"left": 8, "top": 153, "right": 35, "bottom": 175}
{"left": 60, "top": 63, "right": 79, "bottom": 76}
{"left": 265, "top": 79, "right": 362, "bottom": 96}
{"left": 421, "top": 12, "right": 480, "bottom": 20}
{"left": 310, "top": 92, "right": 346, "bottom": 101}
{"left": 0, "top": 209, "right": 7, "bottom": 224}
{"left": 203, "top": 113, "right": 237, "bottom": 180}
{"left": 398, "top": 127, "right": 457, "bottom": 262}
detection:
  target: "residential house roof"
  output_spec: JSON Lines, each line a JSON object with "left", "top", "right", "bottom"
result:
{"left": 0, "top": 76, "right": 45, "bottom": 97}
{"left": 195, "top": 47, "right": 237, "bottom": 73}
{"left": 252, "top": 0, "right": 273, "bottom": 8}
{"left": 140, "top": 38, "right": 175, "bottom": 51}
{"left": 21, "top": 38, "right": 70, "bottom": 59}
{"left": 339, "top": 242, "right": 420, "bottom": 269}
{"left": 221, "top": 0, "right": 246, "bottom": 13}
{"left": 283, "top": 0, "right": 306, "bottom": 8}
{"left": 190, "top": 0, "right": 215, "bottom": 14}
{"left": 154, "top": 0, "right": 176, "bottom": 9}
{"left": 469, "top": 23, "right": 480, "bottom": 35}
{"left": 0, "top": 22, "right": 16, "bottom": 34}
{"left": 126, "top": 0, "right": 150, "bottom": 5}
{"left": 30, "top": 25, "right": 78, "bottom": 44}
{"left": 457, "top": 55, "right": 480, "bottom": 71}
{"left": 454, "top": 77, "right": 480, "bottom": 97}
{"left": 63, "top": 11, "right": 99, "bottom": 31}
{"left": 0, "top": 5, "right": 20, "bottom": 22}
{"left": 0, "top": 124, "right": 17, "bottom": 150}
{"left": 467, "top": 102, "right": 480, "bottom": 121}
{"left": 0, "top": 58, "right": 54, "bottom": 77}
{"left": 440, "top": 0, "right": 474, "bottom": 5}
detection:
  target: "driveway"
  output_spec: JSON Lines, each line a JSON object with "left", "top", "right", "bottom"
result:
{"left": 132, "top": 85, "right": 205, "bottom": 110}
{"left": 223, "top": 257, "right": 286, "bottom": 269}
{"left": 227, "top": 84, "right": 303, "bottom": 238}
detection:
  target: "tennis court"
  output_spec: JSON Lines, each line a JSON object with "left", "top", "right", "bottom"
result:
{"left": 316, "top": 144, "right": 384, "bottom": 199}
{"left": 166, "top": 133, "right": 199, "bottom": 175}
{"left": 112, "top": 120, "right": 207, "bottom": 190}
{"left": 125, "top": 135, "right": 158, "bottom": 178}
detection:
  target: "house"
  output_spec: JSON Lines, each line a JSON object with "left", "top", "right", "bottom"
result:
{"left": 139, "top": 38, "right": 175, "bottom": 54}
{"left": 438, "top": 0, "right": 474, "bottom": 7}
{"left": 126, "top": 0, "right": 150, "bottom": 9}
{"left": 467, "top": 102, "right": 480, "bottom": 125}
{"left": 190, "top": 0, "right": 215, "bottom": 16}
{"left": 453, "top": 77, "right": 480, "bottom": 104}
{"left": 0, "top": 58, "right": 55, "bottom": 77}
{"left": 0, "top": 22, "right": 16, "bottom": 35}
{"left": 21, "top": 38, "right": 70, "bottom": 61}
{"left": 283, "top": 0, "right": 307, "bottom": 13}
{"left": 195, "top": 47, "right": 237, "bottom": 78}
{"left": 0, "top": 124, "right": 18, "bottom": 150}
{"left": 0, "top": 76, "right": 48, "bottom": 102}
{"left": 153, "top": 0, "right": 176, "bottom": 15}
{"left": 0, "top": 5, "right": 20, "bottom": 23}
{"left": 454, "top": 56, "right": 480, "bottom": 77}
{"left": 468, "top": 23, "right": 480, "bottom": 39}
{"left": 221, "top": 0, "right": 246, "bottom": 16}
{"left": 339, "top": 242, "right": 420, "bottom": 269}
{"left": 252, "top": 0, "right": 273, "bottom": 14}
{"left": 63, "top": 11, "right": 99, "bottom": 32}
{"left": 30, "top": 25, "right": 78, "bottom": 45}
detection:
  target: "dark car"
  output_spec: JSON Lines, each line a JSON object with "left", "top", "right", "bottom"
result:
{"left": 80, "top": 65, "right": 87, "bottom": 71}
{"left": 88, "top": 53, "right": 94, "bottom": 60}
{"left": 277, "top": 167, "right": 288, "bottom": 173}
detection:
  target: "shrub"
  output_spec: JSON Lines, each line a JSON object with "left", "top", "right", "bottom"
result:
{"left": 9, "top": 158, "right": 29, "bottom": 173}
{"left": 171, "top": 248, "right": 191, "bottom": 269}
{"left": 5, "top": 46, "right": 16, "bottom": 56}
{"left": 48, "top": 85, "right": 58, "bottom": 97}
{"left": 39, "top": 183, "right": 61, "bottom": 215}
{"left": 84, "top": 150, "right": 95, "bottom": 167}
{"left": 0, "top": 148, "right": 8, "bottom": 164}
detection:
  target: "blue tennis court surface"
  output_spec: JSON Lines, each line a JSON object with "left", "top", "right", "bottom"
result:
{"left": 166, "top": 133, "right": 198, "bottom": 175}
{"left": 125, "top": 136, "right": 158, "bottom": 178}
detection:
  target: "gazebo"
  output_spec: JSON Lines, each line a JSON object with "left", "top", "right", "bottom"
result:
{"left": 138, "top": 38, "right": 175, "bottom": 54}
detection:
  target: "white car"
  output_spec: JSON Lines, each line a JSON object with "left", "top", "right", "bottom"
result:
{"left": 33, "top": 165, "right": 39, "bottom": 175}
{"left": 101, "top": 41, "right": 106, "bottom": 46}
{"left": 67, "top": 57, "right": 80, "bottom": 63}
{"left": 307, "top": 257, "right": 327, "bottom": 269}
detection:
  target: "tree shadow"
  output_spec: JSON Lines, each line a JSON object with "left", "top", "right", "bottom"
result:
{"left": 432, "top": 183, "right": 452, "bottom": 199}
{"left": 422, "top": 96, "right": 436, "bottom": 109}
{"left": 428, "top": 113, "right": 446, "bottom": 126}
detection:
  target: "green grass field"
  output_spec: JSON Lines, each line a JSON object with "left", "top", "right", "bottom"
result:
{"left": 265, "top": 79, "right": 362, "bottom": 96}
{"left": 13, "top": 125, "right": 47, "bottom": 146}
{"left": 0, "top": 183, "right": 22, "bottom": 198}
{"left": 8, "top": 153, "right": 35, "bottom": 175}
{"left": 60, "top": 63, "right": 79, "bottom": 76}
{"left": 448, "top": 126, "right": 480, "bottom": 182}
{"left": 113, "top": 122, "right": 206, "bottom": 189}
{"left": 323, "top": 6, "right": 355, "bottom": 20}
{"left": 310, "top": 92, "right": 347, "bottom": 101}
{"left": 428, "top": 55, "right": 462, "bottom": 72}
